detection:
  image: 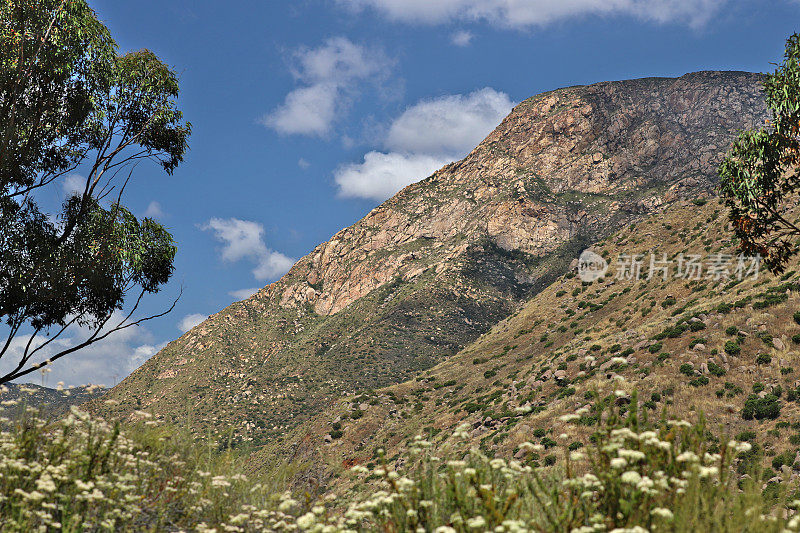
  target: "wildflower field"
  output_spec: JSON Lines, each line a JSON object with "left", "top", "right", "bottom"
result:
{"left": 1, "top": 388, "right": 798, "bottom": 532}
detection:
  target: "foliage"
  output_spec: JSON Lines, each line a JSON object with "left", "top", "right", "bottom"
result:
{"left": 719, "top": 33, "right": 800, "bottom": 273}
{"left": 315, "top": 392, "right": 797, "bottom": 532}
{"left": 4, "top": 386, "right": 800, "bottom": 532}
{"left": 742, "top": 394, "right": 782, "bottom": 420}
{"left": 0, "top": 394, "right": 289, "bottom": 531}
{"left": 0, "top": 0, "right": 190, "bottom": 384}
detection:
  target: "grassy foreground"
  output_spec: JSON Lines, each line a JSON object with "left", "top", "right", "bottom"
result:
{"left": 1, "top": 388, "right": 800, "bottom": 532}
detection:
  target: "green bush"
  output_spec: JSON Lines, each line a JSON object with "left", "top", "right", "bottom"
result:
{"left": 742, "top": 394, "right": 781, "bottom": 420}
{"left": 756, "top": 353, "right": 772, "bottom": 365}
{"left": 708, "top": 362, "right": 726, "bottom": 377}
{"left": 690, "top": 321, "right": 706, "bottom": 332}
{"left": 771, "top": 451, "right": 795, "bottom": 472}
{"left": 689, "top": 376, "right": 709, "bottom": 387}
{"left": 724, "top": 340, "right": 741, "bottom": 356}
{"left": 649, "top": 343, "right": 663, "bottom": 354}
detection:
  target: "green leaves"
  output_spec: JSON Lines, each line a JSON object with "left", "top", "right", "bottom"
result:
{"left": 0, "top": 0, "right": 115, "bottom": 190}
{"left": 719, "top": 32, "right": 800, "bottom": 273}
{"left": 0, "top": 1, "right": 189, "bottom": 383}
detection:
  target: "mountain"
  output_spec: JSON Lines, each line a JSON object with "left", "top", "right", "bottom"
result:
{"left": 92, "top": 71, "right": 767, "bottom": 446}
{"left": 253, "top": 198, "right": 800, "bottom": 495}
{"left": 1, "top": 383, "right": 106, "bottom": 420}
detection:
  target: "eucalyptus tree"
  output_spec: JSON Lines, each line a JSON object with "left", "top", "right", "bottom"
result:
{"left": 719, "top": 33, "right": 800, "bottom": 273}
{"left": 0, "top": 0, "right": 191, "bottom": 384}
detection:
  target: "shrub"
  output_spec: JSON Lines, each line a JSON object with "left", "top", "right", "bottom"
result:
{"left": 340, "top": 392, "right": 787, "bottom": 533}
{"left": 690, "top": 321, "right": 706, "bottom": 332}
{"left": 0, "top": 405, "right": 281, "bottom": 531}
{"left": 771, "top": 451, "right": 795, "bottom": 472}
{"left": 726, "top": 326, "right": 739, "bottom": 336}
{"left": 756, "top": 353, "right": 772, "bottom": 365}
{"left": 649, "top": 343, "right": 663, "bottom": 354}
{"left": 742, "top": 394, "right": 781, "bottom": 420}
{"left": 724, "top": 341, "right": 741, "bottom": 356}
{"left": 708, "top": 362, "right": 726, "bottom": 377}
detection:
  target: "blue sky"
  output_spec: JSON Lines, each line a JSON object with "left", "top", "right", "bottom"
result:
{"left": 17, "top": 0, "right": 800, "bottom": 386}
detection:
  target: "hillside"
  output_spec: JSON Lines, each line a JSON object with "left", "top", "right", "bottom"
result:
{"left": 254, "top": 198, "right": 800, "bottom": 497}
{"left": 93, "top": 71, "right": 767, "bottom": 444}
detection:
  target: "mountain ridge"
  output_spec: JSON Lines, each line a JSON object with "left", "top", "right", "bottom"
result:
{"left": 91, "top": 70, "right": 768, "bottom": 446}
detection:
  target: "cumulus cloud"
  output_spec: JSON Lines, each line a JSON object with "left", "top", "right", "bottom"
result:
{"left": 178, "top": 313, "right": 207, "bottom": 333}
{"left": 337, "top": 0, "right": 727, "bottom": 29}
{"left": 451, "top": 30, "right": 474, "bottom": 46}
{"left": 261, "top": 37, "right": 393, "bottom": 136}
{"left": 335, "top": 152, "right": 451, "bottom": 200}
{"left": 385, "top": 88, "right": 514, "bottom": 154}
{"left": 201, "top": 218, "right": 295, "bottom": 281}
{"left": 229, "top": 287, "right": 260, "bottom": 300}
{"left": 334, "top": 87, "right": 514, "bottom": 201}
{"left": 0, "top": 311, "right": 161, "bottom": 388}
{"left": 143, "top": 201, "right": 165, "bottom": 219}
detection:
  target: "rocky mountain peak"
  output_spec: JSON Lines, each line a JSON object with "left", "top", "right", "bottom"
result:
{"left": 265, "top": 71, "right": 764, "bottom": 316}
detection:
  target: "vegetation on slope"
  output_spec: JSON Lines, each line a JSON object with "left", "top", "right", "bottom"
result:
{"left": 252, "top": 198, "right": 800, "bottom": 504}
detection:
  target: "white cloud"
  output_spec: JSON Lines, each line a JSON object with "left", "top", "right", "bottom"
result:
{"left": 298, "top": 158, "right": 311, "bottom": 169}
{"left": 385, "top": 88, "right": 513, "bottom": 154}
{"left": 262, "top": 84, "right": 339, "bottom": 136}
{"left": 143, "top": 201, "right": 165, "bottom": 219}
{"left": 229, "top": 287, "right": 260, "bottom": 300}
{"left": 337, "top": 0, "right": 727, "bottom": 28}
{"left": 261, "top": 37, "right": 393, "bottom": 136}
{"left": 178, "top": 313, "right": 207, "bottom": 333}
{"left": 335, "top": 88, "right": 514, "bottom": 201}
{"left": 451, "top": 30, "right": 474, "bottom": 46}
{"left": 201, "top": 218, "right": 295, "bottom": 281}
{"left": 253, "top": 253, "right": 296, "bottom": 280}
{"left": 62, "top": 174, "right": 85, "bottom": 196}
{"left": 0, "top": 311, "right": 162, "bottom": 388}
{"left": 335, "top": 152, "right": 450, "bottom": 201}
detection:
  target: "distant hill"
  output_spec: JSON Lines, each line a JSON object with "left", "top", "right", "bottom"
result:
{"left": 1, "top": 383, "right": 106, "bottom": 420}
{"left": 92, "top": 71, "right": 767, "bottom": 449}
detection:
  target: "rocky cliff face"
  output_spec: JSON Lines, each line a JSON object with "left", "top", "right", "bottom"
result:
{"left": 94, "top": 71, "right": 766, "bottom": 444}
